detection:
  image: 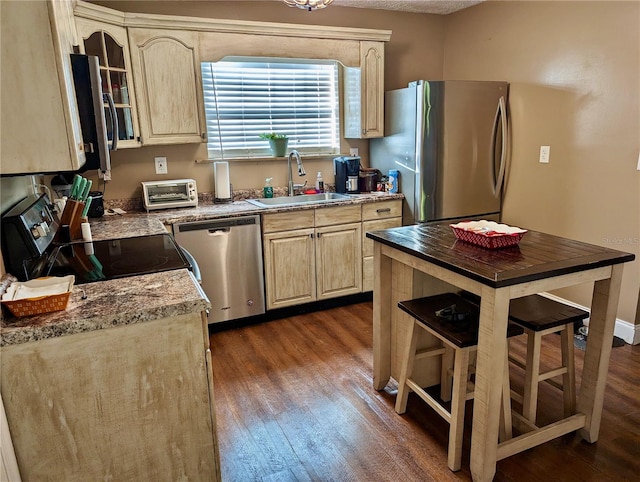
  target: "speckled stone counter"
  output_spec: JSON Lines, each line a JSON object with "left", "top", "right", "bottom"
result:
{"left": 89, "top": 213, "right": 168, "bottom": 241}
{"left": 1, "top": 192, "right": 402, "bottom": 345}
{"left": 151, "top": 192, "right": 403, "bottom": 225}
{"left": 89, "top": 193, "right": 402, "bottom": 234}
{"left": 0, "top": 269, "right": 209, "bottom": 347}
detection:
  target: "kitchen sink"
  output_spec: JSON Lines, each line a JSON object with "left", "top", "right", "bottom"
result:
{"left": 246, "top": 193, "right": 353, "bottom": 208}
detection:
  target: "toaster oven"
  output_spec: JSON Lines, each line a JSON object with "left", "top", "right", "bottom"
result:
{"left": 141, "top": 179, "right": 198, "bottom": 211}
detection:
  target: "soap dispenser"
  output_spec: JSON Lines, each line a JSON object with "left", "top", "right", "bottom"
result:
{"left": 315, "top": 172, "right": 324, "bottom": 193}
{"left": 263, "top": 178, "right": 274, "bottom": 198}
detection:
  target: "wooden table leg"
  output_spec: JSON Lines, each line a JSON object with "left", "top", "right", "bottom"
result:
{"left": 578, "top": 264, "right": 624, "bottom": 442}
{"left": 373, "top": 242, "right": 392, "bottom": 390}
{"left": 470, "top": 287, "right": 511, "bottom": 482}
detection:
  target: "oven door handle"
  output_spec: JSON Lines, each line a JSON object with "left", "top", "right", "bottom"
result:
{"left": 180, "top": 246, "right": 201, "bottom": 284}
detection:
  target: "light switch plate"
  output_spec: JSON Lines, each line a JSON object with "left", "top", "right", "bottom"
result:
{"left": 637, "top": 151, "right": 640, "bottom": 171}
{"left": 155, "top": 157, "right": 168, "bottom": 175}
{"left": 539, "top": 146, "right": 550, "bottom": 164}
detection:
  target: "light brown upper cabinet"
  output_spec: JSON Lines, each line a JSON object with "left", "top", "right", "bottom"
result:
{"left": 128, "top": 28, "right": 207, "bottom": 145}
{"left": 344, "top": 41, "right": 385, "bottom": 139}
{"left": 1, "top": 0, "right": 86, "bottom": 174}
{"left": 75, "top": 17, "right": 141, "bottom": 148}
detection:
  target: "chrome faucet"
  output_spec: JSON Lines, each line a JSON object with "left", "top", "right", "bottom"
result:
{"left": 287, "top": 149, "right": 306, "bottom": 196}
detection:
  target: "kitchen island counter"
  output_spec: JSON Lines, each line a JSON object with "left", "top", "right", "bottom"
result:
{"left": 367, "top": 222, "right": 635, "bottom": 481}
{"left": 0, "top": 268, "right": 208, "bottom": 346}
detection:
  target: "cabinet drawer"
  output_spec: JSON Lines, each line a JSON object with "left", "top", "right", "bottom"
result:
{"left": 315, "top": 205, "right": 361, "bottom": 227}
{"left": 263, "top": 210, "right": 314, "bottom": 233}
{"left": 362, "top": 200, "right": 402, "bottom": 221}
{"left": 362, "top": 217, "right": 402, "bottom": 257}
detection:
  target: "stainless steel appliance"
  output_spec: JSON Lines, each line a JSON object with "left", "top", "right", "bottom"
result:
{"left": 334, "top": 156, "right": 361, "bottom": 194}
{"left": 173, "top": 215, "right": 265, "bottom": 323}
{"left": 1, "top": 194, "right": 58, "bottom": 280}
{"left": 141, "top": 179, "right": 198, "bottom": 211}
{"left": 370, "top": 80, "right": 509, "bottom": 224}
{"left": 70, "top": 54, "right": 118, "bottom": 174}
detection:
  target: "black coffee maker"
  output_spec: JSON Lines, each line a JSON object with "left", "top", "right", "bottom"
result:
{"left": 334, "top": 156, "right": 361, "bottom": 194}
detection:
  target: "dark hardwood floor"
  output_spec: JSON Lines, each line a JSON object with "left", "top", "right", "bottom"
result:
{"left": 210, "top": 302, "right": 640, "bottom": 481}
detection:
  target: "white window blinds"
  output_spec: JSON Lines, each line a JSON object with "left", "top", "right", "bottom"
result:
{"left": 201, "top": 58, "right": 340, "bottom": 159}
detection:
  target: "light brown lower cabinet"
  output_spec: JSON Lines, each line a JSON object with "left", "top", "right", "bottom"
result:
{"left": 263, "top": 205, "right": 362, "bottom": 310}
{"left": 362, "top": 201, "right": 403, "bottom": 292}
{"left": 0, "top": 312, "right": 220, "bottom": 482}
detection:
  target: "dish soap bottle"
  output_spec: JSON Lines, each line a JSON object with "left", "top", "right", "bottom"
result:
{"left": 315, "top": 171, "right": 324, "bottom": 193}
{"left": 263, "top": 178, "right": 274, "bottom": 198}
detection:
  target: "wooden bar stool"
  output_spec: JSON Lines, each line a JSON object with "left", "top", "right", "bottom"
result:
{"left": 507, "top": 295, "right": 589, "bottom": 425}
{"left": 395, "top": 293, "right": 524, "bottom": 472}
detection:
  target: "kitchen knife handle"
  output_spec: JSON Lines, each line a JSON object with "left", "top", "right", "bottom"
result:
{"left": 70, "top": 175, "right": 82, "bottom": 199}
{"left": 80, "top": 180, "right": 92, "bottom": 201}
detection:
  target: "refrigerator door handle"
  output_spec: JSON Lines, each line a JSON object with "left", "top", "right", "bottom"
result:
{"left": 491, "top": 96, "right": 507, "bottom": 197}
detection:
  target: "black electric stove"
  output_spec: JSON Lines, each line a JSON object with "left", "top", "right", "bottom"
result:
{"left": 28, "top": 233, "right": 191, "bottom": 284}
{"left": 2, "top": 194, "right": 191, "bottom": 284}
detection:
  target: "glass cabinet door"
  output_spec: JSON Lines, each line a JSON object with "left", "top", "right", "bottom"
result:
{"left": 75, "top": 18, "right": 140, "bottom": 148}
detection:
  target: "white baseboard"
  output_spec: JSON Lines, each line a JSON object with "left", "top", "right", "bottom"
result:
{"left": 540, "top": 292, "right": 639, "bottom": 345}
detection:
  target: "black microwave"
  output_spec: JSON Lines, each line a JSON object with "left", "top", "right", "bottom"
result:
{"left": 70, "top": 53, "right": 117, "bottom": 174}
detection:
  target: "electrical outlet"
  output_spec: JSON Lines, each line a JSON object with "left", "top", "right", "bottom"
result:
{"left": 349, "top": 147, "right": 359, "bottom": 157}
{"left": 637, "top": 151, "right": 640, "bottom": 171}
{"left": 155, "top": 157, "right": 168, "bottom": 175}
{"left": 539, "top": 145, "right": 550, "bottom": 164}
{"left": 99, "top": 169, "right": 111, "bottom": 181}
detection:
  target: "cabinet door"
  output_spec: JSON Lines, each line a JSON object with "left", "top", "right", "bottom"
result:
{"left": 128, "top": 28, "right": 206, "bottom": 145}
{"left": 362, "top": 217, "right": 402, "bottom": 292}
{"left": 1, "top": 0, "right": 85, "bottom": 174}
{"left": 316, "top": 222, "right": 362, "bottom": 300}
{"left": 75, "top": 17, "right": 141, "bottom": 148}
{"left": 1, "top": 313, "right": 219, "bottom": 481}
{"left": 360, "top": 41, "right": 384, "bottom": 138}
{"left": 263, "top": 228, "right": 316, "bottom": 309}
{"left": 344, "top": 41, "right": 384, "bottom": 139}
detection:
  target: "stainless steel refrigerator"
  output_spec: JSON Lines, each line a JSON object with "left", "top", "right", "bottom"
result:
{"left": 370, "top": 80, "right": 509, "bottom": 225}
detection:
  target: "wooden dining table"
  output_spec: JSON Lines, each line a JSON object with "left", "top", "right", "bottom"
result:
{"left": 366, "top": 222, "right": 635, "bottom": 482}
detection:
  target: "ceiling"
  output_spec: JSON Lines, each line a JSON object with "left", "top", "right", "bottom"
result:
{"left": 327, "top": 0, "right": 485, "bottom": 14}
{"left": 237, "top": 1, "right": 485, "bottom": 15}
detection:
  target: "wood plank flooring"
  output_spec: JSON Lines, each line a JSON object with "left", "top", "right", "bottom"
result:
{"left": 210, "top": 302, "right": 640, "bottom": 481}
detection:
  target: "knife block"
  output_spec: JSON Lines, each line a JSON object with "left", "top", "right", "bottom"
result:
{"left": 55, "top": 200, "right": 86, "bottom": 242}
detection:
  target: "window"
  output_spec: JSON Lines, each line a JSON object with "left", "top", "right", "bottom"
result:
{"left": 201, "top": 57, "right": 340, "bottom": 159}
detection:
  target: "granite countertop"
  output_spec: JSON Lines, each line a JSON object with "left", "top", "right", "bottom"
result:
{"left": 148, "top": 192, "right": 403, "bottom": 226}
{"left": 88, "top": 192, "right": 403, "bottom": 237}
{"left": 1, "top": 192, "right": 402, "bottom": 346}
{"left": 1, "top": 269, "right": 209, "bottom": 347}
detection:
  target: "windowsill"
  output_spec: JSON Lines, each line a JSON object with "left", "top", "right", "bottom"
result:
{"left": 195, "top": 154, "right": 346, "bottom": 164}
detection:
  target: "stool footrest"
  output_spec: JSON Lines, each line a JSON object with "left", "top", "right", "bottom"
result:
{"left": 538, "top": 366, "right": 568, "bottom": 382}
{"left": 497, "top": 414, "right": 585, "bottom": 461}
{"left": 405, "top": 378, "right": 452, "bottom": 423}
{"left": 415, "top": 346, "right": 446, "bottom": 360}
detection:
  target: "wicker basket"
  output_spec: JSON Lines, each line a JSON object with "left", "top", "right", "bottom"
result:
{"left": 1, "top": 276, "right": 74, "bottom": 317}
{"left": 2, "top": 292, "right": 71, "bottom": 317}
{"left": 450, "top": 221, "right": 527, "bottom": 249}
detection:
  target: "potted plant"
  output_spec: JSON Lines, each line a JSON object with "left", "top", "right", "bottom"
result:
{"left": 259, "top": 132, "right": 289, "bottom": 157}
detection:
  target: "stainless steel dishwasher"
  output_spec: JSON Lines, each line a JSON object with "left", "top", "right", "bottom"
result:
{"left": 174, "top": 215, "right": 265, "bottom": 323}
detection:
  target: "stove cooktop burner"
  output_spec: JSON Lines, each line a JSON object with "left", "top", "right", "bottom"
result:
{"left": 31, "top": 234, "right": 190, "bottom": 284}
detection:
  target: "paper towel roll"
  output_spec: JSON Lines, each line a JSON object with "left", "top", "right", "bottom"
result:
{"left": 214, "top": 161, "right": 231, "bottom": 200}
